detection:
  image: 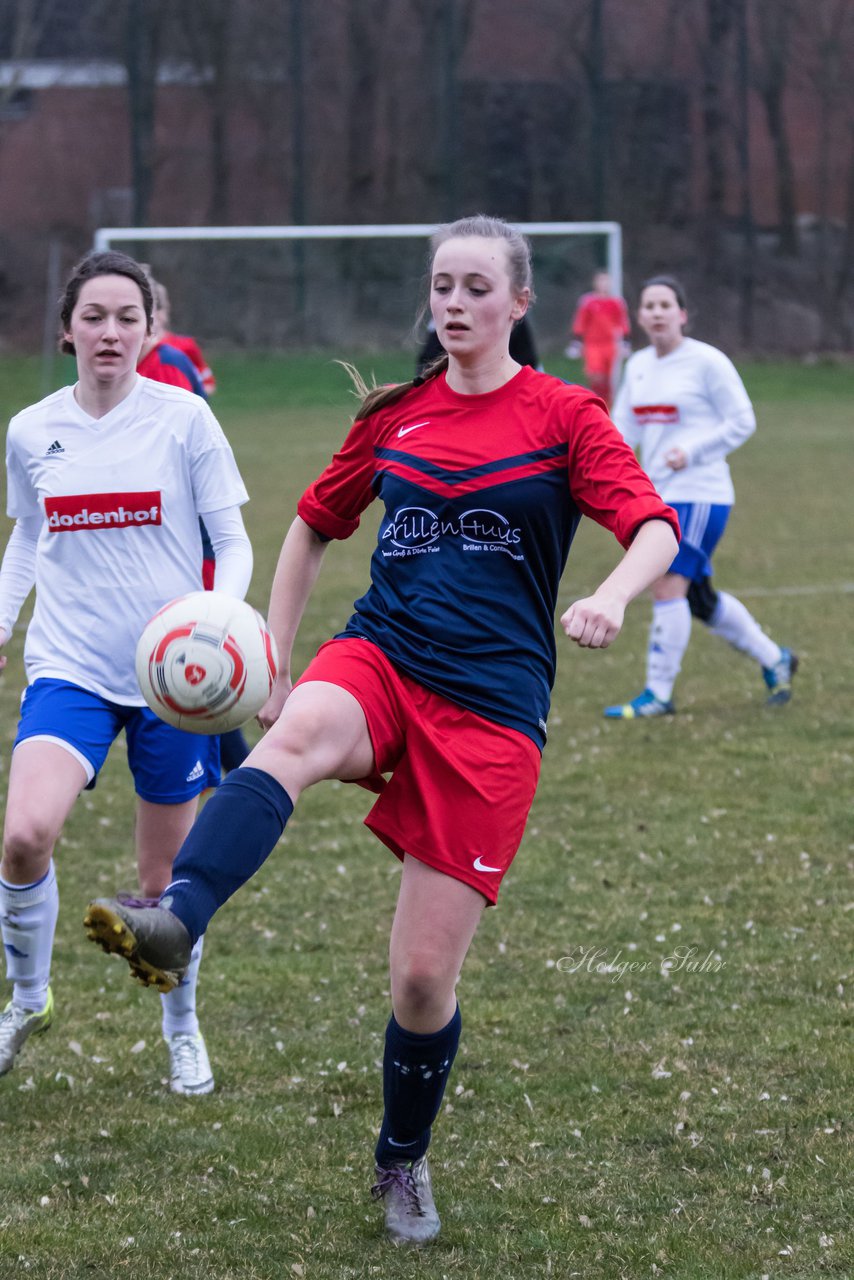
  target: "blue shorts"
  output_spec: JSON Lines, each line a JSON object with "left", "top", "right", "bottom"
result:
{"left": 669, "top": 503, "right": 730, "bottom": 582}
{"left": 14, "top": 678, "right": 220, "bottom": 804}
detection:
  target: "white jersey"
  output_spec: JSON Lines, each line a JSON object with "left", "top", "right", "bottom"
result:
{"left": 5, "top": 374, "right": 248, "bottom": 704}
{"left": 611, "top": 336, "right": 755, "bottom": 504}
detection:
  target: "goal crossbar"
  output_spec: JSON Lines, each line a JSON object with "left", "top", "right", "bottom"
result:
{"left": 93, "top": 222, "right": 623, "bottom": 293}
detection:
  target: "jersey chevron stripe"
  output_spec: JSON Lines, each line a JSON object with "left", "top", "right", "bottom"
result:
{"left": 297, "top": 365, "right": 676, "bottom": 748}
{"left": 374, "top": 443, "right": 570, "bottom": 498}
{"left": 372, "top": 461, "right": 570, "bottom": 502}
{"left": 375, "top": 441, "right": 568, "bottom": 483}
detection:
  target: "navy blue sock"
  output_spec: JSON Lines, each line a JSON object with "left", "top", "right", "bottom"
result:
{"left": 161, "top": 767, "right": 293, "bottom": 945}
{"left": 374, "top": 1005, "right": 462, "bottom": 1167}
{"left": 219, "top": 728, "right": 250, "bottom": 773}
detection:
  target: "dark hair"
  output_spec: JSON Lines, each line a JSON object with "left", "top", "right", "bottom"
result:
{"left": 59, "top": 250, "right": 153, "bottom": 355}
{"left": 639, "top": 274, "right": 688, "bottom": 310}
{"left": 348, "top": 214, "right": 534, "bottom": 420}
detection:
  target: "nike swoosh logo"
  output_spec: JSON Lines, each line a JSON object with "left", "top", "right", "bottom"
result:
{"left": 473, "top": 856, "right": 502, "bottom": 873}
{"left": 387, "top": 1137, "right": 418, "bottom": 1148}
{"left": 397, "top": 421, "right": 431, "bottom": 437}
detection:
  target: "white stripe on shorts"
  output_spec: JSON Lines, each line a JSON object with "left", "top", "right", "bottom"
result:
{"left": 14, "top": 734, "right": 95, "bottom": 784}
{"left": 683, "top": 502, "right": 711, "bottom": 550}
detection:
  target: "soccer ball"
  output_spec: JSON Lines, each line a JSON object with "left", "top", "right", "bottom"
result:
{"left": 135, "top": 591, "right": 278, "bottom": 733}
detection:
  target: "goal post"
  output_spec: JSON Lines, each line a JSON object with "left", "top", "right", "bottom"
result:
{"left": 91, "top": 221, "right": 623, "bottom": 352}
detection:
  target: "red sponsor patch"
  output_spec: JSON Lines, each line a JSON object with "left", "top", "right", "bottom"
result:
{"left": 45, "top": 492, "right": 162, "bottom": 531}
{"left": 633, "top": 405, "right": 679, "bottom": 425}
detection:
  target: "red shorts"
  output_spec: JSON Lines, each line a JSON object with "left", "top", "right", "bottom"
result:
{"left": 583, "top": 342, "right": 618, "bottom": 378}
{"left": 295, "top": 638, "right": 542, "bottom": 903}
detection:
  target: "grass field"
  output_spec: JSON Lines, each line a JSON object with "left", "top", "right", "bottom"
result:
{"left": 0, "top": 352, "right": 850, "bottom": 1279}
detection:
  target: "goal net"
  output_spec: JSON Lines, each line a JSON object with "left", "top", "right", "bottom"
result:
{"left": 92, "top": 222, "right": 622, "bottom": 355}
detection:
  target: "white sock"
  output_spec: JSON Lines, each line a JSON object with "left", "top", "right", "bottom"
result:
{"left": 161, "top": 935, "right": 204, "bottom": 1038}
{"left": 707, "top": 591, "right": 781, "bottom": 669}
{"left": 646, "top": 598, "right": 692, "bottom": 702}
{"left": 0, "top": 862, "right": 59, "bottom": 1011}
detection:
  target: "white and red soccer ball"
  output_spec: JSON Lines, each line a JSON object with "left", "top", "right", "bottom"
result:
{"left": 135, "top": 591, "right": 278, "bottom": 733}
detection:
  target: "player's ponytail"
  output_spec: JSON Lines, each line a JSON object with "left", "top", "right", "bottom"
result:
{"left": 339, "top": 355, "right": 449, "bottom": 420}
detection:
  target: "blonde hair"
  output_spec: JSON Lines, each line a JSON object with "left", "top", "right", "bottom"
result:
{"left": 347, "top": 214, "right": 534, "bottom": 420}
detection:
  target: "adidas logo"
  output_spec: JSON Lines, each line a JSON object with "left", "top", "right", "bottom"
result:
{"left": 46, "top": 440, "right": 65, "bottom": 456}
{"left": 185, "top": 760, "right": 205, "bottom": 783}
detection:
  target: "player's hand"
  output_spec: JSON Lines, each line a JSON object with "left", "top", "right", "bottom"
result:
{"left": 560, "top": 592, "right": 625, "bottom": 649}
{"left": 565, "top": 340, "right": 582, "bottom": 360}
{"left": 0, "top": 627, "right": 7, "bottom": 671}
{"left": 257, "top": 673, "right": 292, "bottom": 731}
{"left": 664, "top": 447, "right": 688, "bottom": 471}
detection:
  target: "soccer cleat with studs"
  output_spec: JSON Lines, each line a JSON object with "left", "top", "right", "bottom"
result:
{"left": 83, "top": 895, "right": 191, "bottom": 993}
{"left": 166, "top": 1030, "right": 214, "bottom": 1095}
{"left": 0, "top": 987, "right": 54, "bottom": 1076}
{"left": 371, "top": 1156, "right": 441, "bottom": 1246}
{"left": 604, "top": 688, "right": 675, "bottom": 719}
{"left": 762, "top": 647, "right": 798, "bottom": 706}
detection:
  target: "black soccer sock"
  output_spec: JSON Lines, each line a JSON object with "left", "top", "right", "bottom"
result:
{"left": 374, "top": 1004, "right": 462, "bottom": 1167}
{"left": 160, "top": 767, "right": 293, "bottom": 945}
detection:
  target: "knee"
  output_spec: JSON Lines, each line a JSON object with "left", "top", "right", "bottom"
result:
{"left": 393, "top": 952, "right": 456, "bottom": 1020}
{"left": 2, "top": 816, "right": 55, "bottom": 880}
{"left": 259, "top": 711, "right": 325, "bottom": 787}
{"left": 262, "top": 696, "right": 371, "bottom": 786}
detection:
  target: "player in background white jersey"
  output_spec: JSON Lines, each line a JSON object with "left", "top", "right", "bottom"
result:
{"left": 605, "top": 275, "right": 797, "bottom": 718}
{"left": 0, "top": 251, "right": 252, "bottom": 1091}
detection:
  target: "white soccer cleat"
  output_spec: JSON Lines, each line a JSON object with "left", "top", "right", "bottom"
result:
{"left": 166, "top": 1030, "right": 214, "bottom": 1095}
{"left": 371, "top": 1155, "right": 441, "bottom": 1246}
{"left": 0, "top": 987, "right": 54, "bottom": 1076}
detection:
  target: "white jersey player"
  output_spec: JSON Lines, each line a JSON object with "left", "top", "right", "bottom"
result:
{"left": 605, "top": 275, "right": 797, "bottom": 718}
{"left": 0, "top": 250, "right": 252, "bottom": 1091}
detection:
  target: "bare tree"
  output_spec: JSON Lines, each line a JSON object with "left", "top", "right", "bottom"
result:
{"left": 0, "top": 0, "right": 62, "bottom": 110}
{"left": 175, "top": 0, "right": 235, "bottom": 224}
{"left": 699, "top": 0, "right": 739, "bottom": 278}
{"left": 794, "top": 0, "right": 854, "bottom": 340}
{"left": 126, "top": 0, "right": 168, "bottom": 227}
{"left": 436, "top": 0, "right": 476, "bottom": 219}
{"left": 751, "top": 0, "right": 800, "bottom": 256}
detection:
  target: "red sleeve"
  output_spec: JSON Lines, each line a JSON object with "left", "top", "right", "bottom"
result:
{"left": 137, "top": 349, "right": 196, "bottom": 394}
{"left": 566, "top": 395, "right": 680, "bottom": 549}
{"left": 296, "top": 414, "right": 379, "bottom": 540}
{"left": 166, "top": 333, "right": 217, "bottom": 394}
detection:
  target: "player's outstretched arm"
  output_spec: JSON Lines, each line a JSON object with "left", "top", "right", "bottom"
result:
{"left": 258, "top": 515, "right": 330, "bottom": 728}
{"left": 561, "top": 518, "right": 678, "bottom": 649}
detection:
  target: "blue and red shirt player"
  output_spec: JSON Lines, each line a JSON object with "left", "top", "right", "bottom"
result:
{"left": 85, "top": 217, "right": 679, "bottom": 1248}
{"left": 151, "top": 280, "right": 217, "bottom": 397}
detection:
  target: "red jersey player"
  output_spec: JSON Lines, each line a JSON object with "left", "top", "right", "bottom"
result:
{"left": 569, "top": 269, "right": 630, "bottom": 409}
{"left": 153, "top": 281, "right": 216, "bottom": 397}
